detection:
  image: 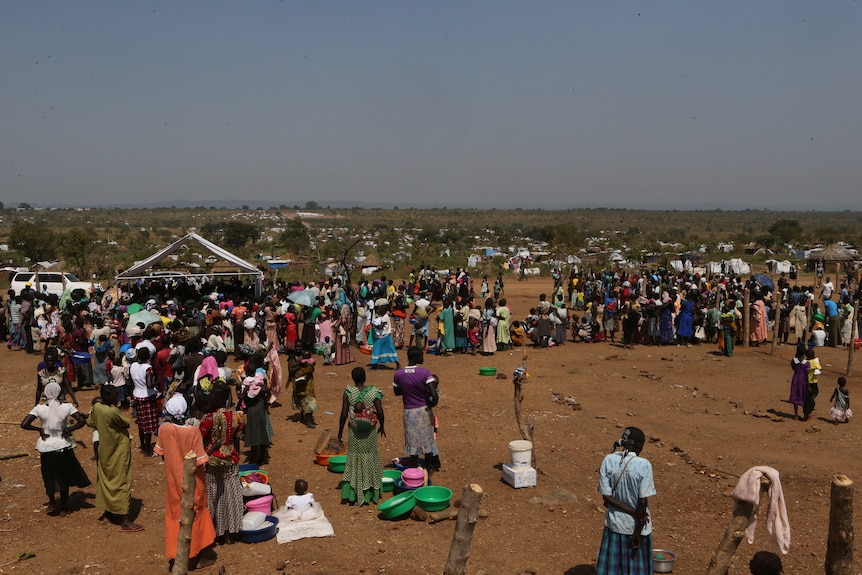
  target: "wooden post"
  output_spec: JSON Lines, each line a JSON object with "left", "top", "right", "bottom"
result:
{"left": 171, "top": 451, "right": 198, "bottom": 575}
{"left": 825, "top": 475, "right": 854, "bottom": 575}
{"left": 742, "top": 287, "right": 751, "bottom": 348}
{"left": 847, "top": 301, "right": 859, "bottom": 377}
{"left": 770, "top": 289, "right": 782, "bottom": 355}
{"left": 513, "top": 350, "right": 535, "bottom": 467}
{"left": 705, "top": 478, "right": 770, "bottom": 575}
{"left": 442, "top": 484, "right": 484, "bottom": 575}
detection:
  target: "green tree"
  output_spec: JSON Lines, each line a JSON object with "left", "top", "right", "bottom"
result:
{"left": 305, "top": 201, "right": 320, "bottom": 210}
{"left": 59, "top": 228, "right": 97, "bottom": 278}
{"left": 9, "top": 221, "right": 57, "bottom": 262}
{"left": 767, "top": 219, "right": 802, "bottom": 245}
{"left": 278, "top": 219, "right": 311, "bottom": 254}
{"left": 222, "top": 222, "right": 259, "bottom": 249}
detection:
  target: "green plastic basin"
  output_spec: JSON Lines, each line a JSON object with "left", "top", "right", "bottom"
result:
{"left": 413, "top": 485, "right": 453, "bottom": 512}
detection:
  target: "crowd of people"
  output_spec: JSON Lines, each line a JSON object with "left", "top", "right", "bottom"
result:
{"left": 10, "top": 262, "right": 859, "bottom": 571}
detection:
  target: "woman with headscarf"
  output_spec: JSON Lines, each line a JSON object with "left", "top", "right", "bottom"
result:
{"left": 337, "top": 367, "right": 386, "bottom": 506}
{"left": 199, "top": 386, "right": 245, "bottom": 544}
{"left": 87, "top": 386, "right": 142, "bottom": 531}
{"left": 283, "top": 303, "right": 299, "bottom": 351}
{"left": 154, "top": 394, "right": 217, "bottom": 571}
{"left": 21, "top": 382, "right": 90, "bottom": 517}
{"left": 749, "top": 292, "right": 769, "bottom": 347}
{"left": 595, "top": 426, "right": 656, "bottom": 575}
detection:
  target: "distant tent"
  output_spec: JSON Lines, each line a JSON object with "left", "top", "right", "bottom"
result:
{"left": 115, "top": 232, "right": 263, "bottom": 297}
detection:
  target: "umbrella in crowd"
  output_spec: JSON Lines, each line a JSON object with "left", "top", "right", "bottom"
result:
{"left": 754, "top": 274, "right": 775, "bottom": 292}
{"left": 287, "top": 289, "right": 317, "bottom": 307}
{"left": 126, "top": 310, "right": 162, "bottom": 334}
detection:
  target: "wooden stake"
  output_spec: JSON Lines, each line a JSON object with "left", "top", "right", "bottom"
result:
{"left": 705, "top": 477, "right": 770, "bottom": 575}
{"left": 0, "top": 450, "right": 28, "bottom": 461}
{"left": 513, "top": 350, "right": 535, "bottom": 468}
{"left": 171, "top": 451, "right": 198, "bottom": 575}
{"left": 442, "top": 484, "right": 484, "bottom": 575}
{"left": 847, "top": 301, "right": 859, "bottom": 377}
{"left": 770, "top": 289, "right": 782, "bottom": 356}
{"left": 825, "top": 475, "right": 854, "bottom": 575}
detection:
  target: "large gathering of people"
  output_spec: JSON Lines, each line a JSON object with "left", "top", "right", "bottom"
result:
{"left": 7, "top": 260, "right": 860, "bottom": 571}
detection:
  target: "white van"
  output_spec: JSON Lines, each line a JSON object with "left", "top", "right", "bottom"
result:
{"left": 9, "top": 271, "right": 92, "bottom": 297}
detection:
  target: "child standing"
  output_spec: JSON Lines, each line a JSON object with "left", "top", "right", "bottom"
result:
{"left": 803, "top": 348, "right": 821, "bottom": 421}
{"left": 829, "top": 377, "right": 852, "bottom": 424}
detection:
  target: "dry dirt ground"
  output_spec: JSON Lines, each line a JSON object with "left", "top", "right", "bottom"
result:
{"left": 1, "top": 276, "right": 861, "bottom": 575}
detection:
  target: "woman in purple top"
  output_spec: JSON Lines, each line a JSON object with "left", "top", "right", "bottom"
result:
{"left": 392, "top": 347, "right": 440, "bottom": 472}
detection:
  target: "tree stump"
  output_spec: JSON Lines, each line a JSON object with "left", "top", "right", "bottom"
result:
{"left": 825, "top": 475, "right": 854, "bottom": 575}
{"left": 172, "top": 451, "right": 198, "bottom": 575}
{"left": 442, "top": 484, "right": 484, "bottom": 575}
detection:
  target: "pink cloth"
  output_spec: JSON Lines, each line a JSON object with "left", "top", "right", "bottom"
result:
{"left": 730, "top": 466, "right": 790, "bottom": 554}
{"left": 242, "top": 369, "right": 265, "bottom": 399}
{"left": 268, "top": 346, "right": 282, "bottom": 403}
{"left": 198, "top": 355, "right": 220, "bottom": 382}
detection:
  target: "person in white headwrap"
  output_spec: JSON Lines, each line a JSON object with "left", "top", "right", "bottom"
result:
{"left": 155, "top": 391, "right": 217, "bottom": 571}
{"left": 21, "top": 382, "right": 91, "bottom": 516}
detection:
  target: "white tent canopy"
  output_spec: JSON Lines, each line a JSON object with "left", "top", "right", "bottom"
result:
{"left": 115, "top": 232, "right": 263, "bottom": 296}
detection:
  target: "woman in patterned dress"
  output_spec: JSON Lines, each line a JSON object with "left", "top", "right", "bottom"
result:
{"left": 337, "top": 367, "right": 385, "bottom": 506}
{"left": 199, "top": 385, "right": 245, "bottom": 545}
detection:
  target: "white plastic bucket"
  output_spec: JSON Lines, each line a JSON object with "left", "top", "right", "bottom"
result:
{"left": 508, "top": 440, "right": 533, "bottom": 468}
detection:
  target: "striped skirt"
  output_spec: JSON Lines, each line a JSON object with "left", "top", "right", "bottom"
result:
{"left": 595, "top": 526, "right": 652, "bottom": 575}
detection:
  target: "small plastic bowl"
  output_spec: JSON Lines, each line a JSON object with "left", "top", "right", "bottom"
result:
{"left": 328, "top": 455, "right": 347, "bottom": 473}
{"left": 237, "top": 515, "right": 279, "bottom": 543}
{"left": 378, "top": 491, "right": 416, "bottom": 520}
{"left": 478, "top": 367, "right": 497, "bottom": 376}
{"left": 382, "top": 477, "right": 396, "bottom": 492}
{"left": 413, "top": 485, "right": 453, "bottom": 512}
{"left": 314, "top": 452, "right": 345, "bottom": 466}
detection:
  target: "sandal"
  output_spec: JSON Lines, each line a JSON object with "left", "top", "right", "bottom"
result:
{"left": 120, "top": 523, "right": 145, "bottom": 532}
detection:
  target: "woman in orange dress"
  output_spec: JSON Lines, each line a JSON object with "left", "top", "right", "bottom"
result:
{"left": 155, "top": 395, "right": 217, "bottom": 571}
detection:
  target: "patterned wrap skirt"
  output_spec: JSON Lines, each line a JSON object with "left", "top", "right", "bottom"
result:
{"left": 595, "top": 526, "right": 652, "bottom": 575}
{"left": 133, "top": 396, "right": 159, "bottom": 434}
{"left": 403, "top": 407, "right": 438, "bottom": 456}
{"left": 205, "top": 464, "right": 244, "bottom": 536}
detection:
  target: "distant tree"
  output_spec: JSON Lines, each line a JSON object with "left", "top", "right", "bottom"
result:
{"left": 278, "top": 219, "right": 311, "bottom": 254}
{"left": 767, "top": 219, "right": 802, "bottom": 245}
{"left": 60, "top": 228, "right": 97, "bottom": 278}
{"left": 10, "top": 221, "right": 57, "bottom": 262}
{"left": 17, "top": 202, "right": 32, "bottom": 210}
{"left": 305, "top": 201, "right": 320, "bottom": 210}
{"left": 0, "top": 200, "right": 4, "bottom": 210}
{"left": 222, "top": 222, "right": 259, "bottom": 249}
{"left": 814, "top": 227, "right": 841, "bottom": 246}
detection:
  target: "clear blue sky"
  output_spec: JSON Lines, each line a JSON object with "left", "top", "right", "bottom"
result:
{"left": 2, "top": 2, "right": 861, "bottom": 210}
